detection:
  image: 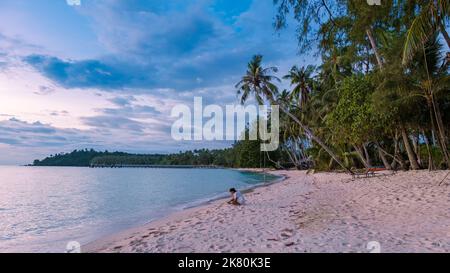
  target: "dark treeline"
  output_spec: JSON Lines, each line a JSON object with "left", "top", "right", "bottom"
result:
{"left": 33, "top": 149, "right": 129, "bottom": 167}
{"left": 32, "top": 137, "right": 288, "bottom": 168}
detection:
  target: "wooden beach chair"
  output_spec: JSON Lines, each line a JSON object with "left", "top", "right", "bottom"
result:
{"left": 351, "top": 167, "right": 388, "bottom": 179}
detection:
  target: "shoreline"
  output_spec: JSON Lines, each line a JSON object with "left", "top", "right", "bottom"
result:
{"left": 183, "top": 171, "right": 286, "bottom": 210}
{"left": 83, "top": 168, "right": 285, "bottom": 253}
{"left": 84, "top": 170, "right": 450, "bottom": 253}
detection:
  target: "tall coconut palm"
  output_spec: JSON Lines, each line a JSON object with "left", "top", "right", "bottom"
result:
{"left": 283, "top": 65, "right": 315, "bottom": 109}
{"left": 236, "top": 55, "right": 351, "bottom": 173}
{"left": 277, "top": 89, "right": 292, "bottom": 106}
{"left": 235, "top": 55, "right": 279, "bottom": 105}
{"left": 402, "top": 0, "right": 450, "bottom": 65}
{"left": 411, "top": 35, "right": 450, "bottom": 166}
{"left": 381, "top": 33, "right": 449, "bottom": 168}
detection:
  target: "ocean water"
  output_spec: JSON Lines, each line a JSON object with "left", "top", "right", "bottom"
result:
{"left": 0, "top": 166, "right": 278, "bottom": 253}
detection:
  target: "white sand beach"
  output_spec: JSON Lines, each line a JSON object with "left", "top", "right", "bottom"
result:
{"left": 85, "top": 170, "right": 450, "bottom": 253}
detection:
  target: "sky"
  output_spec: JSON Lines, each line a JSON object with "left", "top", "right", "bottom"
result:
{"left": 0, "top": 0, "right": 315, "bottom": 165}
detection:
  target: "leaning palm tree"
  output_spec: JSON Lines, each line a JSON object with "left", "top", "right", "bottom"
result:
{"left": 402, "top": 0, "right": 450, "bottom": 65}
{"left": 283, "top": 65, "right": 315, "bottom": 109}
{"left": 235, "top": 55, "right": 351, "bottom": 173}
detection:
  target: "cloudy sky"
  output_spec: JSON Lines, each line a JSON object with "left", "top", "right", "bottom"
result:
{"left": 0, "top": 0, "right": 314, "bottom": 164}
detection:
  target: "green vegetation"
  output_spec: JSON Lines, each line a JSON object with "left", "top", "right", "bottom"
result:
{"left": 238, "top": 0, "right": 449, "bottom": 171}
{"left": 32, "top": 140, "right": 286, "bottom": 168}
{"left": 33, "top": 149, "right": 128, "bottom": 167}
{"left": 34, "top": 2, "right": 449, "bottom": 172}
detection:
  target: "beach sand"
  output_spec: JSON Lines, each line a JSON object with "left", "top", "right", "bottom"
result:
{"left": 84, "top": 170, "right": 450, "bottom": 253}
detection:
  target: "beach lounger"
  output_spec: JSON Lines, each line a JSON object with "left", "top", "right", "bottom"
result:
{"left": 352, "top": 167, "right": 391, "bottom": 179}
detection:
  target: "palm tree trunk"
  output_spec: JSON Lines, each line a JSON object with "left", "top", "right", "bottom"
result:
{"left": 366, "top": 27, "right": 383, "bottom": 69}
{"left": 328, "top": 158, "right": 334, "bottom": 170}
{"left": 411, "top": 133, "right": 422, "bottom": 166}
{"left": 376, "top": 142, "right": 392, "bottom": 170}
{"left": 401, "top": 126, "right": 420, "bottom": 170}
{"left": 285, "top": 146, "right": 299, "bottom": 169}
{"left": 391, "top": 132, "right": 399, "bottom": 169}
{"left": 432, "top": 95, "right": 448, "bottom": 143}
{"left": 429, "top": 96, "right": 450, "bottom": 167}
{"left": 432, "top": 100, "right": 449, "bottom": 164}
{"left": 265, "top": 151, "right": 282, "bottom": 169}
{"left": 353, "top": 144, "right": 370, "bottom": 168}
{"left": 363, "top": 143, "right": 372, "bottom": 167}
{"left": 393, "top": 133, "right": 408, "bottom": 171}
{"left": 297, "top": 139, "right": 307, "bottom": 161}
{"left": 428, "top": 102, "right": 439, "bottom": 147}
{"left": 279, "top": 106, "right": 352, "bottom": 173}
{"left": 422, "top": 129, "right": 435, "bottom": 171}
{"left": 378, "top": 142, "right": 402, "bottom": 169}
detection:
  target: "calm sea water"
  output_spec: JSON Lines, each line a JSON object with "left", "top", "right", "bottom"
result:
{"left": 0, "top": 166, "right": 277, "bottom": 253}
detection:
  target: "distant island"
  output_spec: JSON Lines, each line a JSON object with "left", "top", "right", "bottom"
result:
{"left": 32, "top": 139, "right": 288, "bottom": 169}
{"left": 32, "top": 149, "right": 229, "bottom": 167}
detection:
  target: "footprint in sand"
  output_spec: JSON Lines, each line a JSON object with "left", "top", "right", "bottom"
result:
{"left": 129, "top": 239, "right": 142, "bottom": 246}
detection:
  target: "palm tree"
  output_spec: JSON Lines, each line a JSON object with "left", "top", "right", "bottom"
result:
{"left": 236, "top": 55, "right": 351, "bottom": 173}
{"left": 283, "top": 65, "right": 315, "bottom": 109}
{"left": 410, "top": 35, "right": 450, "bottom": 166}
{"left": 277, "top": 89, "right": 292, "bottom": 106}
{"left": 381, "top": 33, "right": 449, "bottom": 169}
{"left": 402, "top": 0, "right": 450, "bottom": 64}
{"left": 235, "top": 55, "right": 280, "bottom": 105}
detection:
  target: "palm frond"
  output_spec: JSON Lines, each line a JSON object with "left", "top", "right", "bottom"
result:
{"left": 402, "top": 6, "right": 436, "bottom": 65}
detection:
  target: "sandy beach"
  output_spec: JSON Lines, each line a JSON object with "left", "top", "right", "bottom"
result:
{"left": 85, "top": 170, "right": 450, "bottom": 253}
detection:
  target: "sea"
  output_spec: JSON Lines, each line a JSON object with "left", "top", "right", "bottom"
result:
{"left": 0, "top": 166, "right": 279, "bottom": 252}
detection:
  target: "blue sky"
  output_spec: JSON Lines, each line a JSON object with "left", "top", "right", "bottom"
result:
{"left": 0, "top": 0, "right": 315, "bottom": 164}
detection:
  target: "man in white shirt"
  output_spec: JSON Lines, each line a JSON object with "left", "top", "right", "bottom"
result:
{"left": 227, "top": 188, "right": 246, "bottom": 205}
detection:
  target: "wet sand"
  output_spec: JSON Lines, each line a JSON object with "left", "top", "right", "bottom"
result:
{"left": 84, "top": 170, "right": 450, "bottom": 253}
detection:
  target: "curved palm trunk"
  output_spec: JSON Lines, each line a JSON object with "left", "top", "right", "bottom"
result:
{"left": 392, "top": 131, "right": 408, "bottom": 170}
{"left": 366, "top": 27, "right": 383, "bottom": 69}
{"left": 431, "top": 96, "right": 448, "bottom": 143}
{"left": 431, "top": 95, "right": 450, "bottom": 167}
{"left": 279, "top": 106, "right": 352, "bottom": 174}
{"left": 391, "top": 133, "right": 399, "bottom": 169}
{"left": 265, "top": 151, "right": 283, "bottom": 170}
{"left": 353, "top": 144, "right": 370, "bottom": 168}
{"left": 376, "top": 142, "right": 392, "bottom": 170}
{"left": 379, "top": 149, "right": 392, "bottom": 170}
{"left": 284, "top": 146, "right": 300, "bottom": 168}
{"left": 378, "top": 141, "right": 403, "bottom": 170}
{"left": 427, "top": 96, "right": 449, "bottom": 168}
{"left": 401, "top": 126, "right": 420, "bottom": 170}
{"left": 422, "top": 129, "right": 435, "bottom": 171}
{"left": 363, "top": 144, "right": 372, "bottom": 167}
{"left": 411, "top": 133, "right": 422, "bottom": 166}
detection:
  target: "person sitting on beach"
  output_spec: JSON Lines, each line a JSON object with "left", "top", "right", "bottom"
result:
{"left": 227, "top": 188, "right": 245, "bottom": 206}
